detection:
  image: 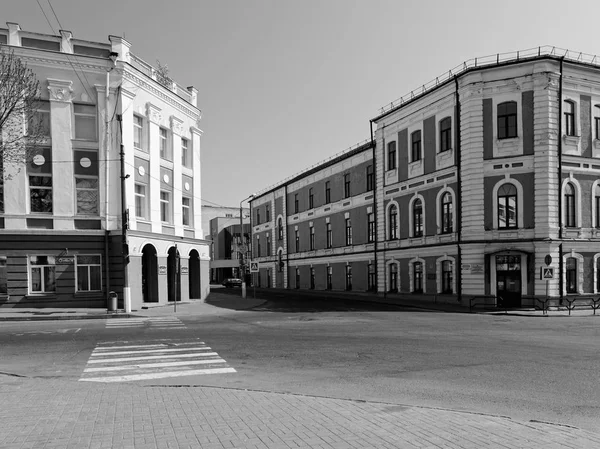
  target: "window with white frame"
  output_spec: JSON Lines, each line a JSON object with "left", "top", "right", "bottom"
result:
{"left": 389, "top": 263, "right": 398, "bottom": 293}
{"left": 326, "top": 223, "right": 332, "bottom": 248}
{"left": 441, "top": 260, "right": 453, "bottom": 294}
{"left": 367, "top": 212, "right": 375, "bottom": 243}
{"left": 295, "top": 267, "right": 300, "bottom": 289}
{"left": 29, "top": 100, "right": 51, "bottom": 137}
{"left": 497, "top": 101, "right": 518, "bottom": 139}
{"left": 266, "top": 234, "right": 271, "bottom": 256}
{"left": 310, "top": 267, "right": 315, "bottom": 289}
{"left": 441, "top": 192, "right": 453, "bottom": 233}
{"left": 257, "top": 235, "right": 261, "bottom": 256}
{"left": 160, "top": 190, "right": 171, "bottom": 223}
{"left": 595, "top": 185, "right": 600, "bottom": 229}
{"left": 295, "top": 229, "right": 299, "bottom": 252}
{"left": 566, "top": 257, "right": 577, "bottom": 293}
{"left": 413, "top": 261, "right": 423, "bottom": 293}
{"left": 135, "top": 183, "right": 147, "bottom": 219}
{"left": 182, "top": 197, "right": 191, "bottom": 226}
{"left": 345, "top": 218, "right": 352, "bottom": 245}
{"left": 497, "top": 183, "right": 518, "bottom": 229}
{"left": 278, "top": 217, "right": 283, "bottom": 240}
{"left": 413, "top": 199, "right": 423, "bottom": 237}
{"left": 29, "top": 255, "right": 56, "bottom": 293}
{"left": 594, "top": 105, "right": 600, "bottom": 140}
{"left": 440, "top": 117, "right": 452, "bottom": 152}
{"left": 368, "top": 262, "right": 376, "bottom": 291}
{"left": 75, "top": 177, "right": 98, "bottom": 215}
{"left": 310, "top": 225, "right": 315, "bottom": 250}
{"left": 388, "top": 141, "right": 397, "bottom": 170}
{"left": 388, "top": 204, "right": 398, "bottom": 240}
{"left": 326, "top": 266, "right": 332, "bottom": 290}
{"left": 411, "top": 131, "right": 422, "bottom": 162}
{"left": 29, "top": 175, "right": 53, "bottom": 213}
{"left": 564, "top": 100, "right": 576, "bottom": 136}
{"left": 564, "top": 182, "right": 576, "bottom": 228}
{"left": 181, "top": 138, "right": 190, "bottom": 167}
{"left": 76, "top": 255, "right": 101, "bottom": 292}
{"left": 73, "top": 104, "right": 97, "bottom": 140}
{"left": 133, "top": 115, "right": 144, "bottom": 150}
{"left": 159, "top": 127, "right": 170, "bottom": 160}
{"left": 345, "top": 265, "right": 352, "bottom": 291}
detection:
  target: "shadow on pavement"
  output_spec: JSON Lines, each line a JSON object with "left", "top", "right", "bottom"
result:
{"left": 206, "top": 287, "right": 445, "bottom": 313}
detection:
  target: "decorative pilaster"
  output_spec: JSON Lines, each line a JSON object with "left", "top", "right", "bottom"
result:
{"left": 146, "top": 102, "right": 163, "bottom": 233}
{"left": 171, "top": 116, "right": 183, "bottom": 236}
{"left": 190, "top": 125, "right": 203, "bottom": 239}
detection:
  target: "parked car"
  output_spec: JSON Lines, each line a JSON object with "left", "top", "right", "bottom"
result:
{"left": 222, "top": 278, "right": 243, "bottom": 288}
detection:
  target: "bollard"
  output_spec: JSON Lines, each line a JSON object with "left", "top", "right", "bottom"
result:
{"left": 241, "top": 282, "right": 247, "bottom": 299}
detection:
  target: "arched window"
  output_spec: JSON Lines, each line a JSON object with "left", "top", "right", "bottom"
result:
{"left": 497, "top": 183, "right": 517, "bottom": 229}
{"left": 564, "top": 100, "right": 576, "bottom": 136}
{"left": 278, "top": 217, "right": 283, "bottom": 240}
{"left": 564, "top": 182, "right": 576, "bottom": 228}
{"left": 441, "top": 192, "right": 453, "bottom": 234}
{"left": 413, "top": 199, "right": 423, "bottom": 237}
{"left": 413, "top": 262, "right": 423, "bottom": 293}
{"left": 388, "top": 204, "right": 398, "bottom": 240}
{"left": 566, "top": 257, "right": 577, "bottom": 293}
{"left": 442, "top": 260, "right": 453, "bottom": 294}
{"left": 389, "top": 263, "right": 398, "bottom": 293}
{"left": 440, "top": 117, "right": 452, "bottom": 152}
{"left": 497, "top": 101, "right": 518, "bottom": 139}
{"left": 595, "top": 185, "right": 600, "bottom": 229}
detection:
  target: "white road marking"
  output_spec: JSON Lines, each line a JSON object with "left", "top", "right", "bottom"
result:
{"left": 91, "top": 347, "right": 212, "bottom": 357}
{"left": 86, "top": 351, "right": 219, "bottom": 364}
{"left": 80, "top": 367, "right": 236, "bottom": 383}
{"left": 84, "top": 358, "right": 226, "bottom": 372}
{"left": 93, "top": 342, "right": 204, "bottom": 351}
{"left": 105, "top": 317, "right": 186, "bottom": 329}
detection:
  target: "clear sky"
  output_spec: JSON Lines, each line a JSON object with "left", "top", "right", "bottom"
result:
{"left": 4, "top": 0, "right": 600, "bottom": 207}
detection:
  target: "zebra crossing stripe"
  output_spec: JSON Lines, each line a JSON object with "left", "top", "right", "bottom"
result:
{"left": 83, "top": 358, "right": 227, "bottom": 373}
{"left": 80, "top": 367, "right": 236, "bottom": 383}
{"left": 86, "top": 352, "right": 219, "bottom": 364}
{"left": 93, "top": 342, "right": 204, "bottom": 351}
{"left": 91, "top": 347, "right": 212, "bottom": 357}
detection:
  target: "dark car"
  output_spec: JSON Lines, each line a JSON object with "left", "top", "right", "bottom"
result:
{"left": 222, "top": 278, "right": 243, "bottom": 288}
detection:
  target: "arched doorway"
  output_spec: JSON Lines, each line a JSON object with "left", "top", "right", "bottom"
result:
{"left": 189, "top": 249, "right": 201, "bottom": 299}
{"left": 141, "top": 244, "right": 158, "bottom": 303}
{"left": 167, "top": 246, "right": 181, "bottom": 302}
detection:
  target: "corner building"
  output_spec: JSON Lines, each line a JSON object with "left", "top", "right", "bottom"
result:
{"left": 0, "top": 24, "right": 210, "bottom": 309}
{"left": 253, "top": 47, "right": 600, "bottom": 307}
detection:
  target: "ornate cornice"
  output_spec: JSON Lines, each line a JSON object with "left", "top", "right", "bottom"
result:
{"left": 47, "top": 78, "right": 73, "bottom": 103}
{"left": 170, "top": 115, "right": 184, "bottom": 136}
{"left": 146, "top": 102, "right": 162, "bottom": 124}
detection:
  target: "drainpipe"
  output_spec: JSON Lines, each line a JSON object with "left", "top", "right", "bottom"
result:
{"left": 104, "top": 52, "right": 118, "bottom": 305}
{"left": 558, "top": 57, "right": 564, "bottom": 303}
{"left": 284, "top": 184, "right": 289, "bottom": 289}
{"left": 370, "top": 120, "right": 377, "bottom": 294}
{"left": 454, "top": 76, "right": 462, "bottom": 302}
{"left": 117, "top": 114, "right": 131, "bottom": 313}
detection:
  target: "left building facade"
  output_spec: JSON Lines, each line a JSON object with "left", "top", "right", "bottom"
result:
{"left": 0, "top": 23, "right": 210, "bottom": 309}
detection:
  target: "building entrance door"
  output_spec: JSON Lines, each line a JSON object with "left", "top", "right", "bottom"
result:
{"left": 495, "top": 255, "right": 522, "bottom": 308}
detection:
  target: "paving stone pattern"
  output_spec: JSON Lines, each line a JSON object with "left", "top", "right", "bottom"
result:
{"left": 1, "top": 376, "right": 599, "bottom": 449}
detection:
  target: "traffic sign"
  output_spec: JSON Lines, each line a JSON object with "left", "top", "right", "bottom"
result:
{"left": 544, "top": 255, "right": 552, "bottom": 266}
{"left": 540, "top": 267, "right": 554, "bottom": 280}
{"left": 250, "top": 261, "right": 259, "bottom": 273}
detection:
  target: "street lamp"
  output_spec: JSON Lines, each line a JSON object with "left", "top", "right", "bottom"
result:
{"left": 239, "top": 193, "right": 255, "bottom": 298}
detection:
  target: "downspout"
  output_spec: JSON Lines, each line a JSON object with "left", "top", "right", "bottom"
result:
{"left": 558, "top": 57, "right": 564, "bottom": 303}
{"left": 117, "top": 114, "right": 131, "bottom": 313}
{"left": 370, "top": 120, "right": 377, "bottom": 294}
{"left": 284, "top": 184, "right": 289, "bottom": 289}
{"left": 454, "top": 75, "right": 462, "bottom": 302}
{"left": 104, "top": 55, "right": 117, "bottom": 304}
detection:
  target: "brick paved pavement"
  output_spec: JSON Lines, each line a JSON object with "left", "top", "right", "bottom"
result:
{"left": 1, "top": 376, "right": 599, "bottom": 449}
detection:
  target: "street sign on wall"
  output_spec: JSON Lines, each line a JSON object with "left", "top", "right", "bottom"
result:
{"left": 540, "top": 267, "right": 554, "bottom": 280}
{"left": 250, "top": 261, "right": 259, "bottom": 273}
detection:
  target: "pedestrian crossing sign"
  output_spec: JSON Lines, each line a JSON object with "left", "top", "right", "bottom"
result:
{"left": 540, "top": 267, "right": 554, "bottom": 280}
{"left": 250, "top": 261, "right": 259, "bottom": 273}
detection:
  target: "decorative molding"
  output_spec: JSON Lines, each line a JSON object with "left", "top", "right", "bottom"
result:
{"left": 47, "top": 78, "right": 73, "bottom": 103}
{"left": 146, "top": 102, "right": 162, "bottom": 124}
{"left": 170, "top": 115, "right": 184, "bottom": 136}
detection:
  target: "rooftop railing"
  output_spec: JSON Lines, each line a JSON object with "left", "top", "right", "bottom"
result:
{"left": 377, "top": 45, "right": 600, "bottom": 116}
{"left": 254, "top": 138, "right": 372, "bottom": 198}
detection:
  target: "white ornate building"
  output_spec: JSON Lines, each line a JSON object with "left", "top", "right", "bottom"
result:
{"left": 0, "top": 23, "right": 210, "bottom": 309}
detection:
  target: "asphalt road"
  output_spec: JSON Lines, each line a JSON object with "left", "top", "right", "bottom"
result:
{"left": 1, "top": 290, "right": 599, "bottom": 433}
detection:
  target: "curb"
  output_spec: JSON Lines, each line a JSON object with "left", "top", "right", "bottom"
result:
{"left": 0, "top": 313, "right": 141, "bottom": 321}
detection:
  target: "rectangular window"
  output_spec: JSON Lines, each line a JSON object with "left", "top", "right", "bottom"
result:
{"left": 327, "top": 266, "right": 332, "bottom": 290}
{"left": 325, "top": 181, "right": 331, "bottom": 204}
{"left": 29, "top": 255, "right": 56, "bottom": 293}
{"left": 75, "top": 177, "right": 98, "bottom": 215}
{"left": 442, "top": 260, "right": 453, "bottom": 294}
{"left": 411, "top": 131, "right": 422, "bottom": 162}
{"left": 30, "top": 175, "right": 52, "bottom": 213}
{"left": 440, "top": 117, "right": 452, "bottom": 152}
{"left": 326, "top": 223, "right": 332, "bottom": 248}
{"left": 182, "top": 197, "right": 191, "bottom": 226}
{"left": 134, "top": 184, "right": 147, "bottom": 219}
{"left": 413, "top": 262, "right": 423, "bottom": 293}
{"left": 30, "top": 100, "right": 51, "bottom": 137}
{"left": 388, "top": 141, "right": 396, "bottom": 170}
{"left": 564, "top": 101, "right": 576, "bottom": 137}
{"left": 295, "top": 229, "right": 300, "bottom": 252}
{"left": 266, "top": 234, "right": 271, "bottom": 256}
{"left": 389, "top": 264, "right": 398, "bottom": 292}
{"left": 160, "top": 191, "right": 171, "bottom": 223}
{"left": 295, "top": 268, "right": 300, "bottom": 289}
{"left": 133, "top": 115, "right": 144, "bottom": 150}
{"left": 76, "top": 255, "right": 101, "bottom": 292}
{"left": 345, "top": 265, "right": 352, "bottom": 291}
{"left": 497, "top": 102, "right": 518, "bottom": 139}
{"left": 566, "top": 258, "right": 577, "bottom": 293}
{"left": 366, "top": 165, "right": 374, "bottom": 191}
{"left": 294, "top": 194, "right": 299, "bottom": 213}
{"left": 345, "top": 218, "right": 352, "bottom": 245}
{"left": 257, "top": 209, "right": 261, "bottom": 225}
{"left": 594, "top": 106, "right": 600, "bottom": 140}
{"left": 367, "top": 212, "right": 375, "bottom": 243}
{"left": 308, "top": 188, "right": 314, "bottom": 209}
{"left": 0, "top": 256, "right": 7, "bottom": 294}
{"left": 257, "top": 236, "right": 261, "bottom": 257}
{"left": 310, "top": 268, "right": 315, "bottom": 290}
{"left": 266, "top": 205, "right": 270, "bottom": 222}
{"left": 181, "top": 138, "right": 190, "bottom": 167}
{"left": 73, "top": 104, "right": 97, "bottom": 140}
{"left": 344, "top": 174, "right": 351, "bottom": 198}
{"left": 565, "top": 194, "right": 576, "bottom": 228}
{"left": 159, "top": 127, "right": 170, "bottom": 160}
{"left": 310, "top": 226, "right": 315, "bottom": 250}
{"left": 368, "top": 263, "right": 376, "bottom": 292}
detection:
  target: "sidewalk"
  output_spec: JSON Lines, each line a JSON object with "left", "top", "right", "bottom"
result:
{"left": 1, "top": 375, "right": 599, "bottom": 449}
